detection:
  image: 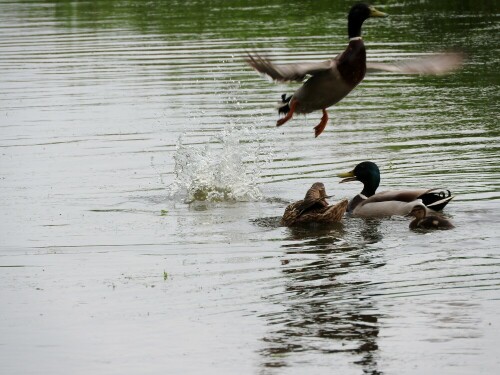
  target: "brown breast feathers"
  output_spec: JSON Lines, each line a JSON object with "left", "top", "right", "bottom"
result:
{"left": 336, "top": 40, "right": 366, "bottom": 87}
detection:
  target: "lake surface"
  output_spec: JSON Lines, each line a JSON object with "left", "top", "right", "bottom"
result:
{"left": 1, "top": 0, "right": 499, "bottom": 374}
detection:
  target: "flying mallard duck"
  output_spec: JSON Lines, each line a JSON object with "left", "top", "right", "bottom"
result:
{"left": 281, "top": 182, "right": 348, "bottom": 226}
{"left": 406, "top": 203, "right": 455, "bottom": 230}
{"left": 246, "top": 3, "right": 463, "bottom": 137}
{"left": 337, "top": 161, "right": 454, "bottom": 217}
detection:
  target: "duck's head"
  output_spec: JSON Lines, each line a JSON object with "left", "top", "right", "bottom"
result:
{"left": 348, "top": 3, "right": 388, "bottom": 39}
{"left": 337, "top": 161, "right": 381, "bottom": 196}
{"left": 406, "top": 204, "right": 427, "bottom": 219}
{"left": 311, "top": 182, "right": 327, "bottom": 197}
{"left": 306, "top": 182, "right": 332, "bottom": 201}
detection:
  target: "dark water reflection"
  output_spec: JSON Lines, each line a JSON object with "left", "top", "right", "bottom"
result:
{"left": 255, "top": 219, "right": 386, "bottom": 372}
{"left": 261, "top": 225, "right": 385, "bottom": 373}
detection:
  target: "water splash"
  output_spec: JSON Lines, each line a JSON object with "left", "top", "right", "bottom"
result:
{"left": 168, "top": 125, "right": 273, "bottom": 203}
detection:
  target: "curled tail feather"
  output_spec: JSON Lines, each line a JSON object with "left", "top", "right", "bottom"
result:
{"left": 278, "top": 94, "right": 292, "bottom": 115}
{"left": 418, "top": 189, "right": 454, "bottom": 211}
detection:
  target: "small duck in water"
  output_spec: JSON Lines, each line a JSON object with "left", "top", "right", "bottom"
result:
{"left": 406, "top": 204, "right": 455, "bottom": 230}
{"left": 281, "top": 182, "right": 348, "bottom": 226}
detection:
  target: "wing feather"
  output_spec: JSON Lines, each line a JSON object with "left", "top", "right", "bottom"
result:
{"left": 246, "top": 53, "right": 335, "bottom": 82}
{"left": 362, "top": 190, "right": 429, "bottom": 204}
{"left": 367, "top": 52, "right": 464, "bottom": 75}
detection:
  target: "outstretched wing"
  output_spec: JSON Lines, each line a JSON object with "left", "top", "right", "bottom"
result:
{"left": 367, "top": 52, "right": 464, "bottom": 75}
{"left": 246, "top": 52, "right": 335, "bottom": 82}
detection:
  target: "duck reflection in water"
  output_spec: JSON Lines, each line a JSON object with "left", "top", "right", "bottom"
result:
{"left": 259, "top": 220, "right": 385, "bottom": 373}
{"left": 357, "top": 218, "right": 384, "bottom": 245}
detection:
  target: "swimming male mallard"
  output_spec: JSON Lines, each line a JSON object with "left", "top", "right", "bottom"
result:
{"left": 337, "top": 161, "right": 454, "bottom": 217}
{"left": 281, "top": 182, "right": 348, "bottom": 226}
{"left": 406, "top": 203, "right": 455, "bottom": 230}
{"left": 246, "top": 3, "right": 463, "bottom": 137}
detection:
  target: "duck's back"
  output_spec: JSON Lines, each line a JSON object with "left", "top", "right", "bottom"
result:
{"left": 349, "top": 189, "right": 429, "bottom": 217}
{"left": 281, "top": 199, "right": 348, "bottom": 226}
{"left": 354, "top": 199, "right": 418, "bottom": 217}
{"left": 293, "top": 40, "right": 366, "bottom": 114}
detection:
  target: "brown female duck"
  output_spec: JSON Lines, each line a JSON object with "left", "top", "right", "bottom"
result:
{"left": 247, "top": 3, "right": 463, "bottom": 137}
{"left": 281, "top": 182, "right": 348, "bottom": 226}
{"left": 407, "top": 204, "right": 455, "bottom": 230}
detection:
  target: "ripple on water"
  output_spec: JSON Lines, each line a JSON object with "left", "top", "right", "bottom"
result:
{"left": 1, "top": 1, "right": 499, "bottom": 375}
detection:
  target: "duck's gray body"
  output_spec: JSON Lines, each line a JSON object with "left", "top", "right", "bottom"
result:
{"left": 349, "top": 190, "right": 431, "bottom": 217}
{"left": 292, "top": 60, "right": 353, "bottom": 114}
{"left": 291, "top": 37, "right": 368, "bottom": 115}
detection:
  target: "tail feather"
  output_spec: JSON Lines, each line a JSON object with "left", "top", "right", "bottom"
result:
{"left": 419, "top": 189, "right": 454, "bottom": 211}
{"left": 278, "top": 94, "right": 292, "bottom": 115}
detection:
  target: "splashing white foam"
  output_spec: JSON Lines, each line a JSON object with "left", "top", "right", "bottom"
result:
{"left": 168, "top": 125, "right": 273, "bottom": 203}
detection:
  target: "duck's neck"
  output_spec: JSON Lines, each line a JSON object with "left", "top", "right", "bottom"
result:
{"left": 348, "top": 194, "right": 364, "bottom": 213}
{"left": 361, "top": 185, "right": 376, "bottom": 197}
{"left": 348, "top": 17, "right": 365, "bottom": 39}
{"left": 360, "top": 176, "right": 379, "bottom": 197}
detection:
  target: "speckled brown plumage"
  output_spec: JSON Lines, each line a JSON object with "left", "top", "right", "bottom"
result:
{"left": 336, "top": 40, "right": 366, "bottom": 87}
{"left": 281, "top": 182, "right": 348, "bottom": 226}
{"left": 408, "top": 204, "right": 455, "bottom": 230}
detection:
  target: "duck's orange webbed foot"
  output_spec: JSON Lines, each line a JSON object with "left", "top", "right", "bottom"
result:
{"left": 277, "top": 99, "right": 298, "bottom": 127}
{"left": 314, "top": 109, "right": 328, "bottom": 138}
